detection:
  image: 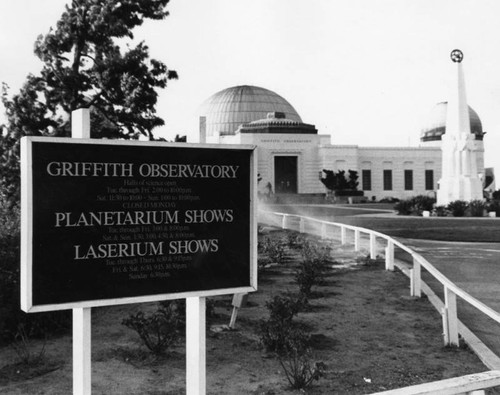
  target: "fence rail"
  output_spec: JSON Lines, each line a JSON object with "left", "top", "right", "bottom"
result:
{"left": 259, "top": 210, "right": 500, "bottom": 394}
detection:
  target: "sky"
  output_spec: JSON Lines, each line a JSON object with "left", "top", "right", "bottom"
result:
{"left": 1, "top": 0, "right": 500, "bottom": 175}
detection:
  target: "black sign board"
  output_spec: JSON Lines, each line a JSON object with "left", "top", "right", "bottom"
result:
{"left": 21, "top": 138, "right": 257, "bottom": 312}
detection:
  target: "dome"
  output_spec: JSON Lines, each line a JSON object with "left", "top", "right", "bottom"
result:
{"left": 199, "top": 85, "right": 302, "bottom": 137}
{"left": 420, "top": 102, "right": 484, "bottom": 142}
{"left": 237, "top": 112, "right": 317, "bottom": 134}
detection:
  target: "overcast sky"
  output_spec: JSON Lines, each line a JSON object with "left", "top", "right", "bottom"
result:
{"left": 1, "top": 0, "right": 499, "bottom": 174}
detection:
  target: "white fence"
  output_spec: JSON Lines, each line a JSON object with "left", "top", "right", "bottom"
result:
{"left": 259, "top": 210, "right": 500, "bottom": 394}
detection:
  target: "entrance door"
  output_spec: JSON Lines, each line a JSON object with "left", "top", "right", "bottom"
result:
{"left": 274, "top": 156, "right": 298, "bottom": 193}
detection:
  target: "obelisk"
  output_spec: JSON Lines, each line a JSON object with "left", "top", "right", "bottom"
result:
{"left": 437, "top": 49, "right": 483, "bottom": 205}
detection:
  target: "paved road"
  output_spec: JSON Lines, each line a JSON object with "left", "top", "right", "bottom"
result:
{"left": 264, "top": 204, "right": 500, "bottom": 360}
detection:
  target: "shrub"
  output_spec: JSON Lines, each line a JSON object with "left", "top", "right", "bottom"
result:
{"left": 10, "top": 323, "right": 47, "bottom": 366}
{"left": 394, "top": 199, "right": 413, "bottom": 215}
{"left": 394, "top": 195, "right": 436, "bottom": 216}
{"left": 279, "top": 347, "right": 326, "bottom": 390}
{"left": 301, "top": 240, "right": 330, "bottom": 264}
{"left": 295, "top": 259, "right": 325, "bottom": 298}
{"left": 122, "top": 304, "right": 181, "bottom": 355}
{"left": 259, "top": 295, "right": 307, "bottom": 354}
{"left": 286, "top": 231, "right": 304, "bottom": 249}
{"left": 447, "top": 200, "right": 468, "bottom": 217}
{"left": 411, "top": 195, "right": 435, "bottom": 214}
{"left": 488, "top": 200, "right": 500, "bottom": 216}
{"left": 261, "top": 237, "right": 286, "bottom": 264}
{"left": 433, "top": 205, "right": 449, "bottom": 217}
{"left": 158, "top": 298, "right": 217, "bottom": 327}
{"left": 468, "top": 199, "right": 487, "bottom": 217}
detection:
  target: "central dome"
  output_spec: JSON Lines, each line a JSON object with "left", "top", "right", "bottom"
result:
{"left": 199, "top": 85, "right": 302, "bottom": 137}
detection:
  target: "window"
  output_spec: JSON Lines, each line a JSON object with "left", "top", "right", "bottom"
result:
{"left": 404, "top": 170, "right": 413, "bottom": 190}
{"left": 362, "top": 170, "right": 371, "bottom": 191}
{"left": 425, "top": 170, "right": 434, "bottom": 190}
{"left": 383, "top": 170, "right": 392, "bottom": 191}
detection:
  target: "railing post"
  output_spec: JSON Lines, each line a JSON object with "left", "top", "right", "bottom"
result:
{"left": 411, "top": 256, "right": 421, "bottom": 298}
{"left": 385, "top": 240, "right": 394, "bottom": 271}
{"left": 281, "top": 214, "right": 287, "bottom": 230}
{"left": 443, "top": 286, "right": 459, "bottom": 346}
{"left": 369, "top": 233, "right": 376, "bottom": 259}
{"left": 341, "top": 226, "right": 347, "bottom": 245}
{"left": 299, "top": 217, "right": 305, "bottom": 233}
{"left": 354, "top": 229, "right": 361, "bottom": 251}
{"left": 321, "top": 223, "right": 327, "bottom": 239}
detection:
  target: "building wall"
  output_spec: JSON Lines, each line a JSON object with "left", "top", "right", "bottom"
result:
{"left": 216, "top": 132, "right": 485, "bottom": 201}
{"left": 233, "top": 133, "right": 324, "bottom": 194}
{"left": 320, "top": 145, "right": 444, "bottom": 200}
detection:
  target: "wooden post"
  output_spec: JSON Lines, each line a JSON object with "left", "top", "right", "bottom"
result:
{"left": 442, "top": 307, "right": 450, "bottom": 346}
{"left": 411, "top": 257, "right": 421, "bottom": 298}
{"left": 385, "top": 240, "right": 394, "bottom": 271}
{"left": 369, "top": 233, "right": 376, "bottom": 259}
{"left": 73, "top": 308, "right": 91, "bottom": 395}
{"left": 444, "top": 286, "right": 459, "bottom": 346}
{"left": 186, "top": 297, "right": 206, "bottom": 395}
{"left": 321, "top": 223, "right": 327, "bottom": 239}
{"left": 354, "top": 229, "right": 361, "bottom": 251}
{"left": 72, "top": 108, "right": 91, "bottom": 395}
{"left": 340, "top": 226, "right": 347, "bottom": 245}
{"left": 72, "top": 108, "right": 91, "bottom": 139}
{"left": 281, "top": 214, "right": 287, "bottom": 230}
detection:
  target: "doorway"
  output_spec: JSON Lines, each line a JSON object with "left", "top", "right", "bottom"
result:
{"left": 274, "top": 156, "right": 298, "bottom": 194}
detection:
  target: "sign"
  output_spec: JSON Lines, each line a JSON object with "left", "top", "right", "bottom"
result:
{"left": 21, "top": 137, "right": 257, "bottom": 312}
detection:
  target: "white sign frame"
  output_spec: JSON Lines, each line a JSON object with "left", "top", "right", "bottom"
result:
{"left": 21, "top": 136, "right": 258, "bottom": 313}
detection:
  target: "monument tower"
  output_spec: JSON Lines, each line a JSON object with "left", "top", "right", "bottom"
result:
{"left": 437, "top": 49, "right": 484, "bottom": 205}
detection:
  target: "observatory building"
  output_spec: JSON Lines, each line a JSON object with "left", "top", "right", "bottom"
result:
{"left": 198, "top": 62, "right": 489, "bottom": 200}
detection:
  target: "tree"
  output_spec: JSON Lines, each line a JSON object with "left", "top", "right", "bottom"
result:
{"left": 1, "top": 0, "right": 178, "bottom": 205}
{"left": 320, "top": 169, "right": 360, "bottom": 194}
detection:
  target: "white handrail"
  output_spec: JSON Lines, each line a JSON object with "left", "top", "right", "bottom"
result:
{"left": 259, "top": 210, "right": 500, "bottom": 332}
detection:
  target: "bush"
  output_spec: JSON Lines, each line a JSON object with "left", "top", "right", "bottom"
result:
{"left": 10, "top": 323, "right": 47, "bottom": 366}
{"left": 122, "top": 304, "right": 181, "bottom": 355}
{"left": 259, "top": 295, "right": 308, "bottom": 354}
{"left": 468, "top": 199, "right": 487, "bottom": 217}
{"left": 286, "top": 231, "right": 304, "bottom": 249}
{"left": 158, "top": 298, "right": 217, "bottom": 327}
{"left": 394, "top": 199, "right": 413, "bottom": 215}
{"left": 301, "top": 240, "right": 330, "bottom": 264}
{"left": 411, "top": 195, "right": 435, "bottom": 214}
{"left": 279, "top": 348, "right": 326, "bottom": 390}
{"left": 261, "top": 237, "right": 286, "bottom": 264}
{"left": 395, "top": 195, "right": 435, "bottom": 216}
{"left": 447, "top": 200, "right": 468, "bottom": 217}
{"left": 488, "top": 200, "right": 500, "bottom": 216}
{"left": 433, "top": 205, "right": 449, "bottom": 217}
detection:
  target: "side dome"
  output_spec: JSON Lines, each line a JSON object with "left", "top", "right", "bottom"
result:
{"left": 198, "top": 85, "right": 302, "bottom": 137}
{"left": 420, "top": 102, "right": 484, "bottom": 143}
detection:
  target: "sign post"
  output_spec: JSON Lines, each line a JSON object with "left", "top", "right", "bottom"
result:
{"left": 186, "top": 296, "right": 206, "bottom": 395}
{"left": 71, "top": 108, "right": 92, "bottom": 395}
{"left": 20, "top": 111, "right": 257, "bottom": 394}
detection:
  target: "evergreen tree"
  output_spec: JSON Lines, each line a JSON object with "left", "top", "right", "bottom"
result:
{"left": 0, "top": 0, "right": 177, "bottom": 204}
